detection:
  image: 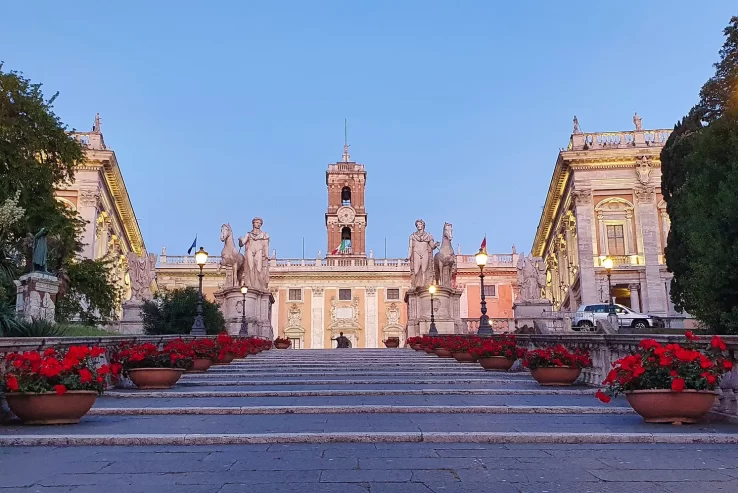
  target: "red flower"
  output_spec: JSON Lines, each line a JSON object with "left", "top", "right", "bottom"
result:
{"left": 671, "top": 378, "right": 685, "bottom": 392}
{"left": 5, "top": 375, "right": 19, "bottom": 392}
{"left": 724, "top": 360, "right": 733, "bottom": 370}
{"left": 711, "top": 336, "right": 727, "bottom": 351}
{"left": 595, "top": 390, "right": 611, "bottom": 403}
{"left": 685, "top": 330, "right": 697, "bottom": 340}
{"left": 79, "top": 369, "right": 93, "bottom": 384}
{"left": 54, "top": 384, "right": 67, "bottom": 395}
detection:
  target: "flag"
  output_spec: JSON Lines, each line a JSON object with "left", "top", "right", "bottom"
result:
{"left": 187, "top": 235, "right": 197, "bottom": 255}
{"left": 331, "top": 239, "right": 348, "bottom": 255}
{"left": 480, "top": 236, "right": 487, "bottom": 254}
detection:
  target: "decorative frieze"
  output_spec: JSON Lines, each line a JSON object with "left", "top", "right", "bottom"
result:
{"left": 634, "top": 186, "right": 656, "bottom": 204}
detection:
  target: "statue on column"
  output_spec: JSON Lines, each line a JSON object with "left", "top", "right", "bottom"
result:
{"left": 408, "top": 219, "right": 439, "bottom": 289}
{"left": 127, "top": 252, "right": 157, "bottom": 301}
{"left": 239, "top": 217, "right": 270, "bottom": 292}
{"left": 633, "top": 112, "right": 643, "bottom": 131}
{"left": 516, "top": 254, "right": 546, "bottom": 302}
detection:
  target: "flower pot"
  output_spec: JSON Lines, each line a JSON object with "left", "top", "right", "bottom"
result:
{"left": 452, "top": 352, "right": 476, "bottom": 363}
{"left": 5, "top": 391, "right": 97, "bottom": 425}
{"left": 186, "top": 358, "right": 213, "bottom": 373}
{"left": 411, "top": 344, "right": 422, "bottom": 350}
{"left": 530, "top": 366, "right": 582, "bottom": 386}
{"left": 478, "top": 356, "right": 516, "bottom": 371}
{"left": 384, "top": 339, "right": 400, "bottom": 348}
{"left": 275, "top": 342, "right": 291, "bottom": 350}
{"left": 626, "top": 389, "right": 719, "bottom": 425}
{"left": 128, "top": 368, "right": 185, "bottom": 389}
{"left": 213, "top": 353, "right": 236, "bottom": 365}
{"left": 423, "top": 347, "right": 435, "bottom": 354}
{"left": 434, "top": 347, "right": 453, "bottom": 358}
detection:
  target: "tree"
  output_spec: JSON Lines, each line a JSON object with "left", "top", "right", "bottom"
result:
{"left": 142, "top": 288, "right": 226, "bottom": 335}
{"left": 661, "top": 17, "right": 738, "bottom": 334}
{"left": 55, "top": 258, "right": 122, "bottom": 325}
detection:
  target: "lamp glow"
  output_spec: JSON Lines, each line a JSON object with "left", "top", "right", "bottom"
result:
{"left": 195, "top": 247, "right": 209, "bottom": 267}
{"left": 240, "top": 286, "right": 248, "bottom": 295}
{"left": 428, "top": 283, "right": 437, "bottom": 295}
{"left": 602, "top": 257, "right": 614, "bottom": 270}
{"left": 475, "top": 249, "right": 488, "bottom": 267}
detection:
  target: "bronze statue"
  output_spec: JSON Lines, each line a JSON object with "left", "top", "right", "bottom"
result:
{"left": 32, "top": 228, "right": 49, "bottom": 273}
{"left": 332, "top": 332, "right": 351, "bottom": 349}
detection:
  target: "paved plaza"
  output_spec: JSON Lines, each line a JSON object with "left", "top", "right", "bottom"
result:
{"left": 2, "top": 349, "right": 738, "bottom": 492}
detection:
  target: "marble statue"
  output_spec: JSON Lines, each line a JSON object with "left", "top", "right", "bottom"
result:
{"left": 239, "top": 217, "right": 270, "bottom": 292}
{"left": 517, "top": 254, "right": 546, "bottom": 302}
{"left": 573, "top": 115, "right": 581, "bottom": 134}
{"left": 32, "top": 228, "right": 49, "bottom": 273}
{"left": 633, "top": 112, "right": 643, "bottom": 131}
{"left": 433, "top": 222, "right": 456, "bottom": 288}
{"left": 369, "top": 249, "right": 374, "bottom": 259}
{"left": 127, "top": 251, "right": 157, "bottom": 301}
{"left": 219, "top": 223, "right": 244, "bottom": 288}
{"left": 408, "top": 219, "right": 439, "bottom": 289}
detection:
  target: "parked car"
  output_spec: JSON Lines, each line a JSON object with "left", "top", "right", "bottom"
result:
{"left": 572, "top": 303, "right": 657, "bottom": 330}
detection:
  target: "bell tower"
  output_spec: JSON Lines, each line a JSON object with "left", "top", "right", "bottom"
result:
{"left": 326, "top": 134, "right": 367, "bottom": 257}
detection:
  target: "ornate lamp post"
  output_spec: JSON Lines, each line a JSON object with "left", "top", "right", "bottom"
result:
{"left": 239, "top": 286, "right": 249, "bottom": 335}
{"left": 190, "top": 247, "right": 208, "bottom": 336}
{"left": 428, "top": 281, "right": 438, "bottom": 336}
{"left": 603, "top": 256, "right": 617, "bottom": 326}
{"left": 475, "top": 248, "right": 493, "bottom": 336}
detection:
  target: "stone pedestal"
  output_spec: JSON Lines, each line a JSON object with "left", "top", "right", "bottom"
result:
{"left": 118, "top": 300, "right": 146, "bottom": 334}
{"left": 513, "top": 299, "right": 554, "bottom": 330}
{"left": 217, "top": 287, "right": 274, "bottom": 339}
{"left": 406, "top": 286, "right": 464, "bottom": 337}
{"left": 14, "top": 272, "right": 60, "bottom": 322}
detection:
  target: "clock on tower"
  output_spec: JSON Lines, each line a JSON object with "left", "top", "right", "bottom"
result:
{"left": 326, "top": 143, "right": 367, "bottom": 257}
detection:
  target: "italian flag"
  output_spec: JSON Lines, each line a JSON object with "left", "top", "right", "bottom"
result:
{"left": 480, "top": 236, "right": 487, "bottom": 254}
{"left": 332, "top": 239, "right": 349, "bottom": 255}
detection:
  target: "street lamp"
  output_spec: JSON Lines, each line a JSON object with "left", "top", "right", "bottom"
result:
{"left": 190, "top": 247, "right": 208, "bottom": 336}
{"left": 602, "top": 256, "right": 616, "bottom": 324}
{"left": 239, "top": 286, "right": 248, "bottom": 335}
{"left": 475, "top": 248, "right": 493, "bottom": 336}
{"left": 428, "top": 281, "right": 438, "bottom": 336}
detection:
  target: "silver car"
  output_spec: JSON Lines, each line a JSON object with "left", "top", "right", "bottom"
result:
{"left": 573, "top": 303, "right": 657, "bottom": 330}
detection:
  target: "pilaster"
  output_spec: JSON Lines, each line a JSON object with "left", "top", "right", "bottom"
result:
{"left": 572, "top": 188, "right": 597, "bottom": 304}
{"left": 77, "top": 187, "right": 101, "bottom": 259}
{"left": 311, "top": 288, "right": 325, "bottom": 349}
{"left": 365, "top": 286, "right": 378, "bottom": 348}
{"left": 635, "top": 186, "right": 668, "bottom": 315}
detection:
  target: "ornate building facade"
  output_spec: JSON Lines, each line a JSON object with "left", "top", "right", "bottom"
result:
{"left": 156, "top": 145, "right": 518, "bottom": 347}
{"left": 532, "top": 116, "right": 677, "bottom": 316}
{"left": 55, "top": 115, "right": 146, "bottom": 304}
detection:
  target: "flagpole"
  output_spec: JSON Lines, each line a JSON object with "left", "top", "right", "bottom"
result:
{"left": 302, "top": 238, "right": 305, "bottom": 259}
{"left": 384, "top": 237, "right": 387, "bottom": 259}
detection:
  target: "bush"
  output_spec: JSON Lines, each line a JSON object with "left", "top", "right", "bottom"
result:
{"left": 142, "top": 287, "right": 225, "bottom": 335}
{"left": 0, "top": 299, "right": 23, "bottom": 336}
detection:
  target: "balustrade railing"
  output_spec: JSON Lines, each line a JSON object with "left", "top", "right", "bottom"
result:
{"left": 594, "top": 255, "right": 644, "bottom": 267}
{"left": 568, "top": 129, "right": 673, "bottom": 151}
{"left": 462, "top": 318, "right": 515, "bottom": 334}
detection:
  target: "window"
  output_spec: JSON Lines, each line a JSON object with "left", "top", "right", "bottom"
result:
{"left": 288, "top": 289, "right": 302, "bottom": 301}
{"left": 483, "top": 285, "right": 496, "bottom": 297}
{"left": 386, "top": 288, "right": 400, "bottom": 300}
{"left": 338, "top": 288, "right": 352, "bottom": 301}
{"left": 606, "top": 224, "right": 626, "bottom": 255}
{"left": 341, "top": 186, "right": 352, "bottom": 206}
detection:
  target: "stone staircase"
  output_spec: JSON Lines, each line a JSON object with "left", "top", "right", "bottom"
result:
{"left": 1, "top": 348, "right": 737, "bottom": 446}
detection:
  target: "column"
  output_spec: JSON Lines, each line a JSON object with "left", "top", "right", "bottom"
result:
{"left": 458, "top": 284, "right": 468, "bottom": 318}
{"left": 310, "top": 288, "right": 324, "bottom": 348}
{"left": 77, "top": 187, "right": 100, "bottom": 259}
{"left": 628, "top": 284, "right": 641, "bottom": 312}
{"left": 635, "top": 187, "right": 668, "bottom": 315}
{"left": 365, "top": 286, "right": 378, "bottom": 348}
{"left": 573, "top": 188, "right": 597, "bottom": 304}
{"left": 270, "top": 289, "right": 279, "bottom": 335}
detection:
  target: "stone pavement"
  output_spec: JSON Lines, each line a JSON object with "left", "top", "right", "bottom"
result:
{"left": 2, "top": 348, "right": 738, "bottom": 492}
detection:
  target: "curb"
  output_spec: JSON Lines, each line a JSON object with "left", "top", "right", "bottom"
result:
{"left": 176, "top": 378, "right": 538, "bottom": 386}
{"left": 104, "top": 388, "right": 596, "bottom": 398}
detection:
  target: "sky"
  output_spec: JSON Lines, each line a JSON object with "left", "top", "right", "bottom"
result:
{"left": 1, "top": 1, "right": 734, "bottom": 259}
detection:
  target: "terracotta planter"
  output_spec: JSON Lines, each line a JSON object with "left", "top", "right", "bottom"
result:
{"left": 424, "top": 347, "right": 435, "bottom": 354}
{"left": 478, "top": 356, "right": 516, "bottom": 371}
{"left": 452, "top": 352, "right": 476, "bottom": 363}
{"left": 213, "top": 353, "right": 236, "bottom": 365}
{"left": 434, "top": 347, "right": 453, "bottom": 358}
{"left": 411, "top": 344, "right": 422, "bottom": 350}
{"left": 384, "top": 339, "right": 400, "bottom": 348}
{"left": 530, "top": 366, "right": 582, "bottom": 386}
{"left": 5, "top": 391, "right": 97, "bottom": 425}
{"left": 275, "top": 342, "right": 291, "bottom": 349}
{"left": 626, "top": 389, "right": 719, "bottom": 424}
{"left": 128, "top": 368, "right": 185, "bottom": 389}
{"left": 186, "top": 358, "right": 213, "bottom": 373}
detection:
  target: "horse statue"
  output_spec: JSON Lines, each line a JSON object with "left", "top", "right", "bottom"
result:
{"left": 433, "top": 222, "right": 456, "bottom": 288}
{"left": 219, "top": 223, "right": 244, "bottom": 288}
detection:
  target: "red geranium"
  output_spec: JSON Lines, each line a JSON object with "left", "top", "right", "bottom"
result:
{"left": 522, "top": 344, "right": 591, "bottom": 370}
{"left": 111, "top": 341, "right": 193, "bottom": 372}
{"left": 469, "top": 335, "right": 525, "bottom": 360}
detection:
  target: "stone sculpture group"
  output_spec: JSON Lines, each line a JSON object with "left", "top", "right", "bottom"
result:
{"left": 408, "top": 219, "right": 457, "bottom": 289}
{"left": 219, "top": 217, "right": 270, "bottom": 292}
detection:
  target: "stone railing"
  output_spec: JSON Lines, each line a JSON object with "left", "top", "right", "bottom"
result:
{"left": 159, "top": 255, "right": 411, "bottom": 271}
{"left": 0, "top": 334, "right": 204, "bottom": 354}
{"left": 594, "top": 255, "right": 645, "bottom": 268}
{"left": 568, "top": 129, "right": 672, "bottom": 151}
{"left": 456, "top": 254, "right": 517, "bottom": 268}
{"left": 515, "top": 333, "right": 738, "bottom": 421}
{"left": 462, "top": 318, "right": 515, "bottom": 334}
{"left": 327, "top": 162, "right": 364, "bottom": 172}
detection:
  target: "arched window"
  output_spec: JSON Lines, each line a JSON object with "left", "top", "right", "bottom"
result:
{"left": 341, "top": 187, "right": 352, "bottom": 206}
{"left": 341, "top": 227, "right": 352, "bottom": 246}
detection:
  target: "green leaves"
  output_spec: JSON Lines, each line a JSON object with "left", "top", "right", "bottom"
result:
{"left": 142, "top": 287, "right": 226, "bottom": 335}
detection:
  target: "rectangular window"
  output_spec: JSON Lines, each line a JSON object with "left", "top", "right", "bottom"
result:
{"left": 606, "top": 224, "right": 626, "bottom": 255}
{"left": 386, "top": 288, "right": 400, "bottom": 300}
{"left": 289, "top": 338, "right": 301, "bottom": 349}
{"left": 338, "top": 288, "right": 352, "bottom": 301}
{"left": 288, "top": 289, "right": 302, "bottom": 302}
{"left": 483, "top": 285, "right": 496, "bottom": 297}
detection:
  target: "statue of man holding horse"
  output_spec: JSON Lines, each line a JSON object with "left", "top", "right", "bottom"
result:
{"left": 239, "top": 217, "right": 270, "bottom": 292}
{"left": 408, "top": 219, "right": 439, "bottom": 289}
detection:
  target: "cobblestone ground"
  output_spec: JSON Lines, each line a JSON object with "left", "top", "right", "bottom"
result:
{"left": 2, "top": 349, "right": 738, "bottom": 492}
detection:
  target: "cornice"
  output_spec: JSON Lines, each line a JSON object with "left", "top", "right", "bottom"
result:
{"left": 99, "top": 155, "right": 146, "bottom": 256}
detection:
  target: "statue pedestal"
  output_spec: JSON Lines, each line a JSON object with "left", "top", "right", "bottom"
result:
{"left": 217, "top": 287, "right": 274, "bottom": 339}
{"left": 118, "top": 300, "right": 146, "bottom": 334}
{"left": 406, "top": 286, "right": 464, "bottom": 337}
{"left": 513, "top": 300, "right": 553, "bottom": 331}
{"left": 14, "top": 272, "right": 60, "bottom": 323}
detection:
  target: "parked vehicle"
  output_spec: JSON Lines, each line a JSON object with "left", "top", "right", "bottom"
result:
{"left": 572, "top": 303, "right": 656, "bottom": 330}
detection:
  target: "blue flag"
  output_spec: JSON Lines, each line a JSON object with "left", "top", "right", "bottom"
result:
{"left": 187, "top": 235, "right": 197, "bottom": 255}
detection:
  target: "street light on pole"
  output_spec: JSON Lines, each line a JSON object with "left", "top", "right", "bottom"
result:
{"left": 239, "top": 286, "right": 248, "bottom": 335}
{"left": 190, "top": 247, "right": 208, "bottom": 336}
{"left": 475, "top": 248, "right": 493, "bottom": 336}
{"left": 428, "top": 281, "right": 438, "bottom": 336}
{"left": 602, "top": 256, "right": 617, "bottom": 326}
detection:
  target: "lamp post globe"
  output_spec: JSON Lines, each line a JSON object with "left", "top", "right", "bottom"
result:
{"left": 428, "top": 281, "right": 438, "bottom": 336}
{"left": 239, "top": 286, "right": 249, "bottom": 335}
{"left": 190, "top": 247, "right": 209, "bottom": 336}
{"left": 475, "top": 248, "right": 493, "bottom": 336}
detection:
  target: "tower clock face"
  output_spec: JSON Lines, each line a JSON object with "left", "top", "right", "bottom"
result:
{"left": 337, "top": 206, "right": 356, "bottom": 224}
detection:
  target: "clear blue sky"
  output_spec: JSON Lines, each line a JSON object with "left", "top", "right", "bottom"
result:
{"left": 1, "top": 2, "right": 734, "bottom": 258}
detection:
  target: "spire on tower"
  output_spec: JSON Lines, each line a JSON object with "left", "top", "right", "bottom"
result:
{"left": 342, "top": 118, "right": 351, "bottom": 162}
